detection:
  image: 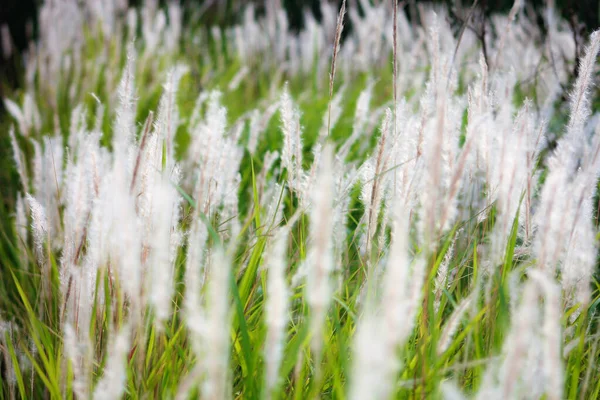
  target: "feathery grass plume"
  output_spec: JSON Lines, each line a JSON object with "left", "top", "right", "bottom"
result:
{"left": 349, "top": 313, "right": 394, "bottom": 400}
{"left": 137, "top": 129, "right": 163, "bottom": 229}
{"left": 338, "top": 80, "right": 374, "bottom": 159}
{"left": 188, "top": 91, "right": 242, "bottom": 238}
{"left": 528, "top": 270, "right": 562, "bottom": 400}
{"left": 360, "top": 108, "right": 392, "bottom": 262}
{"left": 552, "top": 29, "right": 600, "bottom": 172}
{"left": 492, "top": 0, "right": 524, "bottom": 70}
{"left": 257, "top": 149, "right": 282, "bottom": 203}
{"left": 440, "top": 381, "right": 468, "bottom": 400}
{"left": 381, "top": 200, "right": 425, "bottom": 346}
{"left": 92, "top": 326, "right": 131, "bottom": 400}
{"left": 5, "top": 99, "right": 27, "bottom": 137}
{"left": 155, "top": 65, "right": 188, "bottom": 171}
{"left": 330, "top": 162, "right": 358, "bottom": 279}
{"left": 519, "top": 123, "right": 545, "bottom": 245}
{"left": 200, "top": 248, "right": 231, "bottom": 399}
{"left": 168, "top": 167, "right": 183, "bottom": 266}
{"left": 164, "top": 1, "right": 183, "bottom": 53}
{"left": 437, "top": 294, "right": 473, "bottom": 354}
{"left": 24, "top": 92, "right": 41, "bottom": 133}
{"left": 228, "top": 66, "right": 249, "bottom": 91}
{"left": 181, "top": 246, "right": 231, "bottom": 399}
{"left": 141, "top": 1, "right": 167, "bottom": 55}
{"left": 533, "top": 168, "right": 569, "bottom": 271}
{"left": 9, "top": 127, "right": 29, "bottom": 191}
{"left": 60, "top": 128, "right": 100, "bottom": 334}
{"left": 30, "top": 135, "right": 64, "bottom": 248}
{"left": 417, "top": 17, "right": 464, "bottom": 246}
{"left": 189, "top": 94, "right": 228, "bottom": 210}
{"left": 306, "top": 144, "right": 334, "bottom": 364}
{"left": 61, "top": 129, "right": 95, "bottom": 265}
{"left": 25, "top": 193, "right": 47, "bottom": 265}
{"left": 15, "top": 193, "right": 28, "bottom": 267}
{"left": 114, "top": 41, "right": 137, "bottom": 157}
{"left": 350, "top": 199, "right": 423, "bottom": 399}
{"left": 489, "top": 102, "right": 535, "bottom": 265}
{"left": 389, "top": 100, "right": 420, "bottom": 207}
{"left": 87, "top": 43, "right": 145, "bottom": 317}
{"left": 184, "top": 219, "right": 208, "bottom": 321}
{"left": 477, "top": 279, "right": 539, "bottom": 399}
{"left": 558, "top": 175, "right": 597, "bottom": 307}
{"left": 64, "top": 323, "right": 92, "bottom": 399}
{"left": 98, "top": 170, "right": 143, "bottom": 308}
{"left": 61, "top": 255, "right": 96, "bottom": 385}
{"left": 130, "top": 111, "right": 155, "bottom": 194}
{"left": 464, "top": 54, "right": 489, "bottom": 205}
{"left": 248, "top": 104, "right": 282, "bottom": 157}
{"left": 264, "top": 227, "right": 290, "bottom": 398}
{"left": 4, "top": 92, "right": 41, "bottom": 137}
{"left": 280, "top": 83, "right": 305, "bottom": 200}
{"left": 477, "top": 271, "right": 562, "bottom": 400}
{"left": 147, "top": 175, "right": 180, "bottom": 326}
{"left": 67, "top": 104, "right": 86, "bottom": 154}
{"left": 534, "top": 30, "right": 600, "bottom": 276}
{"left": 433, "top": 231, "right": 457, "bottom": 311}
{"left": 247, "top": 109, "right": 262, "bottom": 155}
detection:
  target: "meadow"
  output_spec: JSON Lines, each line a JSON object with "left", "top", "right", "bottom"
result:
{"left": 1, "top": 0, "right": 600, "bottom": 399}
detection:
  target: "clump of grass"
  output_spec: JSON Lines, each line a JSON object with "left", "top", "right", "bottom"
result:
{"left": 1, "top": 1, "right": 600, "bottom": 399}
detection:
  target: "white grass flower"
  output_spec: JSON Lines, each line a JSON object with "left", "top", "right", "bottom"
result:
{"left": 64, "top": 323, "right": 92, "bottom": 400}
{"left": 433, "top": 231, "right": 458, "bottom": 312}
{"left": 280, "top": 83, "right": 304, "bottom": 198}
{"left": 155, "top": 65, "right": 188, "bottom": 170}
{"left": 559, "top": 30, "right": 600, "bottom": 170}
{"left": 228, "top": 66, "right": 249, "bottom": 91}
{"left": 361, "top": 109, "right": 393, "bottom": 261}
{"left": 93, "top": 326, "right": 130, "bottom": 400}
{"left": 199, "top": 248, "right": 231, "bottom": 400}
{"left": 25, "top": 193, "right": 47, "bottom": 264}
{"left": 437, "top": 295, "right": 473, "bottom": 354}
{"left": 306, "top": 144, "right": 335, "bottom": 360}
{"left": 184, "top": 219, "right": 208, "bottom": 321}
{"left": 9, "top": 127, "right": 29, "bottom": 191}
{"left": 349, "top": 313, "right": 394, "bottom": 400}
{"left": 15, "top": 193, "right": 28, "bottom": 267}
{"left": 113, "top": 42, "right": 137, "bottom": 156}
{"left": 264, "top": 228, "right": 290, "bottom": 397}
{"left": 5, "top": 99, "right": 27, "bottom": 136}
{"left": 529, "top": 270, "right": 563, "bottom": 400}
{"left": 148, "top": 176, "right": 179, "bottom": 325}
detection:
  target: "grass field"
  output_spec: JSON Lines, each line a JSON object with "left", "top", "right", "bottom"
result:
{"left": 1, "top": 1, "right": 600, "bottom": 399}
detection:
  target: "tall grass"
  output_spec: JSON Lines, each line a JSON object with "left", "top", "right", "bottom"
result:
{"left": 1, "top": 1, "right": 600, "bottom": 399}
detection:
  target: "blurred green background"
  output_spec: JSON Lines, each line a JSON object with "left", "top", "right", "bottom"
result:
{"left": 1, "top": 0, "right": 598, "bottom": 95}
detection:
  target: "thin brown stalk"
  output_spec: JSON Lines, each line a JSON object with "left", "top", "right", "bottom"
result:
{"left": 326, "top": 0, "right": 347, "bottom": 139}
{"left": 61, "top": 275, "right": 73, "bottom": 324}
{"left": 393, "top": 0, "right": 398, "bottom": 119}
{"left": 492, "top": 0, "right": 522, "bottom": 71}
{"left": 440, "top": 134, "right": 474, "bottom": 230}
{"left": 447, "top": 0, "right": 479, "bottom": 87}
{"left": 365, "top": 117, "right": 389, "bottom": 261}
